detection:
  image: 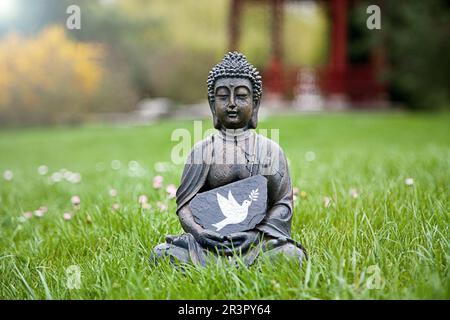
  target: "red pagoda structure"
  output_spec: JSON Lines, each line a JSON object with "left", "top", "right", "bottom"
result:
{"left": 228, "top": 0, "right": 387, "bottom": 108}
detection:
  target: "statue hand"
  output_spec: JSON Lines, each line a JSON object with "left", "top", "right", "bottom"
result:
{"left": 226, "top": 231, "right": 261, "bottom": 253}
{"left": 193, "top": 227, "right": 228, "bottom": 250}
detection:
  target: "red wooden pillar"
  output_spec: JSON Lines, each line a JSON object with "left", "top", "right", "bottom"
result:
{"left": 229, "top": 0, "right": 285, "bottom": 97}
{"left": 266, "top": 0, "right": 285, "bottom": 95}
{"left": 229, "top": 0, "right": 242, "bottom": 51}
{"left": 327, "top": 0, "right": 348, "bottom": 95}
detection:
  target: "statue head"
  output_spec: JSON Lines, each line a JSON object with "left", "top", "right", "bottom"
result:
{"left": 207, "top": 52, "right": 262, "bottom": 130}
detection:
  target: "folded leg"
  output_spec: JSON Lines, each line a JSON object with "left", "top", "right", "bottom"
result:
{"left": 150, "top": 233, "right": 208, "bottom": 266}
{"left": 151, "top": 242, "right": 191, "bottom": 264}
{"left": 261, "top": 238, "right": 306, "bottom": 266}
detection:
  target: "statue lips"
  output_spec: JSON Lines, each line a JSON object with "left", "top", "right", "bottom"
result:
{"left": 226, "top": 109, "right": 238, "bottom": 118}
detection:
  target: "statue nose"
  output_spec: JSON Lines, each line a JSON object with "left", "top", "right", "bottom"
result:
{"left": 228, "top": 93, "right": 237, "bottom": 109}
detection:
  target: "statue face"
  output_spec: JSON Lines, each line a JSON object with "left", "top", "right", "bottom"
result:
{"left": 213, "top": 78, "right": 253, "bottom": 130}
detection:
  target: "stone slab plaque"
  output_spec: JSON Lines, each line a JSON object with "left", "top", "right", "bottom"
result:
{"left": 190, "top": 175, "right": 267, "bottom": 236}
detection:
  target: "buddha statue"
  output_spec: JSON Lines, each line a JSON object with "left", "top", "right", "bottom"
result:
{"left": 151, "top": 52, "right": 306, "bottom": 266}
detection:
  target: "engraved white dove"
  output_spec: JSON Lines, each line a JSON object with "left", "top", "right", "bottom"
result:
{"left": 212, "top": 188, "right": 259, "bottom": 231}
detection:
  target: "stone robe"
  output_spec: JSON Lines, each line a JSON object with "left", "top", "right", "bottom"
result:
{"left": 152, "top": 130, "right": 306, "bottom": 266}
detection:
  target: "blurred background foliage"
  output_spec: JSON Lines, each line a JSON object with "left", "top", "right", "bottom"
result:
{"left": 0, "top": 0, "right": 332, "bottom": 124}
{"left": 349, "top": 0, "right": 450, "bottom": 110}
{"left": 382, "top": 0, "right": 450, "bottom": 110}
{"left": 0, "top": 0, "right": 449, "bottom": 126}
{"left": 0, "top": 27, "right": 104, "bottom": 125}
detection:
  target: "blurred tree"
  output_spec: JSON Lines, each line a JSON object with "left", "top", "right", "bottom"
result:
{"left": 0, "top": 26, "right": 104, "bottom": 125}
{"left": 146, "top": 47, "right": 217, "bottom": 104}
{"left": 383, "top": 0, "right": 450, "bottom": 110}
{"left": 0, "top": 0, "right": 334, "bottom": 124}
{"left": 67, "top": 0, "right": 229, "bottom": 102}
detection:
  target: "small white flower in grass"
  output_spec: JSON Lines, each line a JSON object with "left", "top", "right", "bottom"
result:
{"left": 109, "top": 188, "right": 118, "bottom": 197}
{"left": 63, "top": 212, "right": 72, "bottom": 221}
{"left": 156, "top": 201, "right": 168, "bottom": 211}
{"left": 34, "top": 209, "right": 45, "bottom": 218}
{"left": 38, "top": 165, "right": 48, "bottom": 175}
{"left": 71, "top": 195, "right": 81, "bottom": 206}
{"left": 153, "top": 175, "right": 163, "bottom": 189}
{"left": 405, "top": 178, "right": 414, "bottom": 186}
{"left": 293, "top": 187, "right": 299, "bottom": 196}
{"left": 166, "top": 184, "right": 177, "bottom": 199}
{"left": 112, "top": 203, "right": 120, "bottom": 210}
{"left": 63, "top": 171, "right": 72, "bottom": 180}
{"left": 51, "top": 172, "right": 62, "bottom": 183}
{"left": 305, "top": 151, "right": 316, "bottom": 162}
{"left": 293, "top": 195, "right": 298, "bottom": 202}
{"left": 142, "top": 203, "right": 151, "bottom": 210}
{"left": 111, "top": 160, "right": 121, "bottom": 170}
{"left": 349, "top": 188, "right": 359, "bottom": 198}
{"left": 73, "top": 173, "right": 82, "bottom": 183}
{"left": 138, "top": 195, "right": 148, "bottom": 205}
{"left": 23, "top": 211, "right": 33, "bottom": 219}
{"left": 67, "top": 172, "right": 81, "bottom": 184}
{"left": 39, "top": 206, "right": 48, "bottom": 213}
{"left": 3, "top": 170, "right": 13, "bottom": 181}
{"left": 323, "top": 196, "right": 332, "bottom": 208}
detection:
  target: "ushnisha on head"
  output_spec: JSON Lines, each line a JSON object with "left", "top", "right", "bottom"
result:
{"left": 207, "top": 52, "right": 263, "bottom": 130}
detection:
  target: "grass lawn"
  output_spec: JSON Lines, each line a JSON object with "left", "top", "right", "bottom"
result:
{"left": 0, "top": 112, "right": 449, "bottom": 299}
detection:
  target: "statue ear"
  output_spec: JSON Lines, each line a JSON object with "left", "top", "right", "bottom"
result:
{"left": 209, "top": 99, "right": 221, "bottom": 129}
{"left": 249, "top": 99, "right": 260, "bottom": 129}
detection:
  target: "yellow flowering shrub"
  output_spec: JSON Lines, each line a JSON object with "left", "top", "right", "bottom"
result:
{"left": 0, "top": 26, "right": 103, "bottom": 125}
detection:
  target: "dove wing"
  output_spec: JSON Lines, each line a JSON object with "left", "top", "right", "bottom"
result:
{"left": 217, "top": 192, "right": 233, "bottom": 218}
{"left": 227, "top": 190, "right": 241, "bottom": 208}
